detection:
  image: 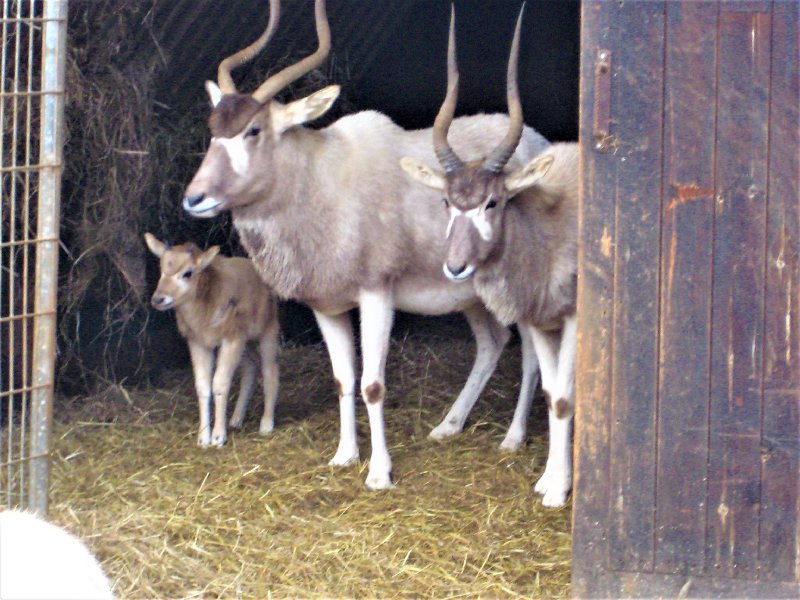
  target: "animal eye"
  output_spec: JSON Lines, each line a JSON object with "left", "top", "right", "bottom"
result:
{"left": 486, "top": 198, "right": 498, "bottom": 210}
{"left": 182, "top": 270, "right": 193, "bottom": 279}
{"left": 442, "top": 197, "right": 449, "bottom": 208}
{"left": 244, "top": 126, "right": 261, "bottom": 139}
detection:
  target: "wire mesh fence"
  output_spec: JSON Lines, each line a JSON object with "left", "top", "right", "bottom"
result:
{"left": 0, "top": 0, "right": 66, "bottom": 516}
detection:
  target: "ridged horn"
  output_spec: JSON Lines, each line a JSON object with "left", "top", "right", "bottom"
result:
{"left": 217, "top": 0, "right": 281, "bottom": 95}
{"left": 482, "top": 4, "right": 525, "bottom": 174}
{"left": 251, "top": 0, "right": 331, "bottom": 103}
{"left": 432, "top": 5, "right": 463, "bottom": 174}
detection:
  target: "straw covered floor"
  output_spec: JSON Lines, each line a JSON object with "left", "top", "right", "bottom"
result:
{"left": 49, "top": 328, "right": 571, "bottom": 598}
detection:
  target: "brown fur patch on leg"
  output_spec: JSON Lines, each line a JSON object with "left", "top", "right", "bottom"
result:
{"left": 334, "top": 379, "right": 343, "bottom": 397}
{"left": 543, "top": 391, "right": 552, "bottom": 410}
{"left": 364, "top": 381, "right": 385, "bottom": 404}
{"left": 555, "top": 398, "right": 573, "bottom": 419}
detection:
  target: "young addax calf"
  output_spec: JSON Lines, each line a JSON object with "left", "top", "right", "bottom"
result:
{"left": 144, "top": 233, "right": 279, "bottom": 447}
{"left": 401, "top": 8, "right": 578, "bottom": 507}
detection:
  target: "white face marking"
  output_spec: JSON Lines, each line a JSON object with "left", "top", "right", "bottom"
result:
{"left": 182, "top": 195, "right": 221, "bottom": 216}
{"left": 445, "top": 206, "right": 493, "bottom": 242}
{"left": 213, "top": 136, "right": 250, "bottom": 176}
{"left": 466, "top": 207, "right": 493, "bottom": 241}
{"left": 443, "top": 263, "right": 475, "bottom": 281}
{"left": 446, "top": 206, "right": 459, "bottom": 238}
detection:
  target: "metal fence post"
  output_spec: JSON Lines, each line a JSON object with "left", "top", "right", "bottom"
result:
{"left": 29, "top": 0, "right": 67, "bottom": 517}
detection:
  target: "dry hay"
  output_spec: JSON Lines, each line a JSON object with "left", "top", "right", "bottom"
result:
{"left": 49, "top": 331, "right": 571, "bottom": 598}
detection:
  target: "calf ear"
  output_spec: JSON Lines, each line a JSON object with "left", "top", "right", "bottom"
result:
{"left": 400, "top": 157, "right": 446, "bottom": 192}
{"left": 271, "top": 85, "right": 341, "bottom": 136}
{"left": 197, "top": 245, "right": 221, "bottom": 270}
{"left": 505, "top": 154, "right": 554, "bottom": 196}
{"left": 144, "top": 232, "right": 166, "bottom": 258}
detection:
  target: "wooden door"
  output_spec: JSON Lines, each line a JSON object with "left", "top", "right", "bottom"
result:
{"left": 573, "top": 1, "right": 798, "bottom": 597}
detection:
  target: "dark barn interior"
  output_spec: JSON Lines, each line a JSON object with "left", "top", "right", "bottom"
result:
{"left": 59, "top": 0, "right": 580, "bottom": 389}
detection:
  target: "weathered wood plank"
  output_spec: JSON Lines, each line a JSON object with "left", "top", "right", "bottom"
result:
{"left": 606, "top": 0, "right": 664, "bottom": 573}
{"left": 759, "top": 0, "right": 799, "bottom": 582}
{"left": 655, "top": 1, "right": 717, "bottom": 576}
{"left": 571, "top": 0, "right": 617, "bottom": 595}
{"left": 706, "top": 6, "right": 771, "bottom": 579}
{"left": 576, "top": 568, "right": 800, "bottom": 599}
{"left": 574, "top": 1, "right": 799, "bottom": 595}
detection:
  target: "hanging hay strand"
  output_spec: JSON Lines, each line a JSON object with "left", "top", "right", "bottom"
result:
{"left": 48, "top": 332, "right": 571, "bottom": 598}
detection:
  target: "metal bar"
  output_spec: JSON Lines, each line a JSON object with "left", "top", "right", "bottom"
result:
{"left": 0, "top": 381, "right": 50, "bottom": 399}
{"left": 1, "top": 311, "right": 54, "bottom": 325}
{"left": 29, "top": 0, "right": 67, "bottom": 518}
{"left": 1, "top": 0, "right": 9, "bottom": 503}
{"left": 0, "top": 236, "right": 60, "bottom": 249}
{"left": 0, "top": 162, "right": 61, "bottom": 173}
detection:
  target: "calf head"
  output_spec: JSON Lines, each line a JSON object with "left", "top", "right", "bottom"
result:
{"left": 144, "top": 233, "right": 219, "bottom": 311}
{"left": 400, "top": 5, "right": 554, "bottom": 281}
{"left": 183, "top": 0, "right": 339, "bottom": 218}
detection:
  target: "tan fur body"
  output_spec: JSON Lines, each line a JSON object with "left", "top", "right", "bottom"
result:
{"left": 174, "top": 255, "right": 275, "bottom": 346}
{"left": 231, "top": 111, "right": 549, "bottom": 313}
{"left": 145, "top": 235, "right": 280, "bottom": 447}
{"left": 473, "top": 142, "right": 578, "bottom": 328}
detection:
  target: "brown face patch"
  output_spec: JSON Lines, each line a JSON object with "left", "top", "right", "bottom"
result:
{"left": 209, "top": 94, "right": 264, "bottom": 138}
{"left": 160, "top": 243, "right": 197, "bottom": 277}
{"left": 364, "top": 381, "right": 385, "bottom": 404}
{"left": 446, "top": 164, "right": 503, "bottom": 211}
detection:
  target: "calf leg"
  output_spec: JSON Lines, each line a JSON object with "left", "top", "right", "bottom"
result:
{"left": 314, "top": 310, "right": 359, "bottom": 466}
{"left": 257, "top": 319, "right": 280, "bottom": 435}
{"left": 210, "top": 338, "right": 246, "bottom": 447}
{"left": 500, "top": 325, "right": 540, "bottom": 451}
{"left": 188, "top": 342, "right": 214, "bottom": 447}
{"left": 358, "top": 288, "right": 395, "bottom": 490}
{"left": 229, "top": 348, "right": 257, "bottom": 430}
{"left": 429, "top": 304, "right": 510, "bottom": 440}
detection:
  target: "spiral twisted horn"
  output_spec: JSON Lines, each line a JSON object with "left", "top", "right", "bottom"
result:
{"left": 252, "top": 0, "right": 331, "bottom": 103}
{"left": 216, "top": 0, "right": 281, "bottom": 95}
{"left": 432, "top": 5, "right": 464, "bottom": 174}
{"left": 482, "top": 4, "right": 525, "bottom": 174}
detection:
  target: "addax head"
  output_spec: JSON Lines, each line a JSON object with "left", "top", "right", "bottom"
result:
{"left": 183, "top": 0, "right": 339, "bottom": 218}
{"left": 144, "top": 233, "right": 219, "bottom": 310}
{"left": 400, "top": 4, "right": 553, "bottom": 281}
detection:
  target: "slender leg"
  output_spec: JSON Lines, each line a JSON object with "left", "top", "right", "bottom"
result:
{"left": 257, "top": 319, "right": 280, "bottom": 435}
{"left": 358, "top": 288, "right": 395, "bottom": 490}
{"left": 529, "top": 317, "right": 575, "bottom": 508}
{"left": 542, "top": 313, "right": 576, "bottom": 507}
{"left": 188, "top": 342, "right": 214, "bottom": 447}
{"left": 314, "top": 310, "right": 359, "bottom": 466}
{"left": 229, "top": 347, "right": 256, "bottom": 430}
{"left": 500, "top": 324, "right": 541, "bottom": 451}
{"left": 429, "top": 304, "right": 510, "bottom": 440}
{"left": 210, "top": 338, "right": 246, "bottom": 447}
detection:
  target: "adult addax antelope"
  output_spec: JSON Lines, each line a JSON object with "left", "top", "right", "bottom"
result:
{"left": 182, "top": 0, "right": 550, "bottom": 489}
{"left": 401, "top": 7, "right": 579, "bottom": 507}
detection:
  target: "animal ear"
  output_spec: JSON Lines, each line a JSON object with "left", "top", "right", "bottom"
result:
{"left": 205, "top": 81, "right": 223, "bottom": 108}
{"left": 505, "top": 153, "right": 555, "bottom": 196}
{"left": 271, "top": 85, "right": 341, "bottom": 135}
{"left": 197, "top": 245, "right": 221, "bottom": 270}
{"left": 399, "top": 157, "right": 446, "bottom": 192}
{"left": 144, "top": 232, "right": 167, "bottom": 258}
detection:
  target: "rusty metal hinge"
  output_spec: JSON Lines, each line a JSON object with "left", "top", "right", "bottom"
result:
{"left": 593, "top": 49, "right": 614, "bottom": 153}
